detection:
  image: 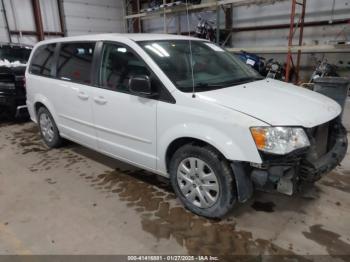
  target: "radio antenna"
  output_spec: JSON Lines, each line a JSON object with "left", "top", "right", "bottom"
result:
{"left": 185, "top": 0, "right": 196, "bottom": 98}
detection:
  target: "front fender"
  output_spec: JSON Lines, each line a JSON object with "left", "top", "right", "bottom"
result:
{"left": 157, "top": 122, "right": 263, "bottom": 175}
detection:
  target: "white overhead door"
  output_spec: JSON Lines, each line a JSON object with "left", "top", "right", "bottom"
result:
{"left": 63, "top": 0, "right": 125, "bottom": 36}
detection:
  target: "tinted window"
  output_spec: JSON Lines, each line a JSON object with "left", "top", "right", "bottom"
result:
{"left": 139, "top": 40, "right": 261, "bottom": 92}
{"left": 57, "top": 42, "right": 95, "bottom": 84}
{"left": 29, "top": 44, "right": 56, "bottom": 76}
{"left": 99, "top": 43, "right": 150, "bottom": 93}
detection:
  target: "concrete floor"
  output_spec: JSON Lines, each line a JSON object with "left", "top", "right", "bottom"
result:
{"left": 0, "top": 100, "right": 349, "bottom": 258}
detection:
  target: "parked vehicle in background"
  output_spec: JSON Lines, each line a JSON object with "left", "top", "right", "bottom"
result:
{"left": 195, "top": 16, "right": 230, "bottom": 45}
{"left": 26, "top": 34, "right": 347, "bottom": 218}
{"left": 148, "top": 0, "right": 162, "bottom": 8}
{"left": 0, "top": 43, "right": 32, "bottom": 119}
{"left": 195, "top": 16, "right": 216, "bottom": 42}
{"left": 237, "top": 51, "right": 266, "bottom": 75}
{"left": 310, "top": 57, "right": 338, "bottom": 82}
{"left": 237, "top": 52, "right": 287, "bottom": 80}
{"left": 148, "top": 0, "right": 201, "bottom": 10}
{"left": 265, "top": 58, "right": 285, "bottom": 80}
{"left": 149, "top": 0, "right": 201, "bottom": 9}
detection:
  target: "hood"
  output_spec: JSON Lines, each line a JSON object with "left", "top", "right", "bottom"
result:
{"left": 198, "top": 79, "right": 341, "bottom": 128}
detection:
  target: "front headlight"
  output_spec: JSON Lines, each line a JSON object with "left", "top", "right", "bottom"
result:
{"left": 250, "top": 127, "right": 310, "bottom": 155}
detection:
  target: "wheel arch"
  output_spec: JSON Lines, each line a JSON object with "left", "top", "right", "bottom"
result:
{"left": 158, "top": 122, "right": 263, "bottom": 175}
{"left": 34, "top": 101, "right": 46, "bottom": 116}
{"left": 165, "top": 137, "right": 225, "bottom": 173}
{"left": 32, "top": 95, "right": 59, "bottom": 124}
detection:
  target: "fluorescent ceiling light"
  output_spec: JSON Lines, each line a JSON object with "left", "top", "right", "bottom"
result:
{"left": 152, "top": 43, "right": 170, "bottom": 57}
{"left": 145, "top": 45, "right": 164, "bottom": 57}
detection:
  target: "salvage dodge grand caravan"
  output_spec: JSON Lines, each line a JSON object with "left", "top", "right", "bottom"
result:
{"left": 26, "top": 34, "right": 348, "bottom": 218}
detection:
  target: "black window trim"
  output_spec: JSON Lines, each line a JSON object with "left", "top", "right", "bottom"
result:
{"left": 27, "top": 39, "right": 176, "bottom": 104}
{"left": 55, "top": 41, "right": 97, "bottom": 86}
{"left": 29, "top": 43, "right": 58, "bottom": 78}
{"left": 29, "top": 41, "right": 98, "bottom": 89}
{"left": 51, "top": 43, "right": 60, "bottom": 77}
{"left": 96, "top": 40, "right": 175, "bottom": 104}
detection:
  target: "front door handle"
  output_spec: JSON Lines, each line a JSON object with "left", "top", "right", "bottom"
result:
{"left": 78, "top": 91, "right": 89, "bottom": 100}
{"left": 94, "top": 96, "right": 107, "bottom": 105}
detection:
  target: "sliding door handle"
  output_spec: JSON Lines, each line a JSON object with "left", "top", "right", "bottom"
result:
{"left": 78, "top": 91, "right": 89, "bottom": 100}
{"left": 94, "top": 96, "right": 107, "bottom": 105}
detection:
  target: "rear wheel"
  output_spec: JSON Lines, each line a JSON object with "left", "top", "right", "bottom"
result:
{"left": 37, "top": 107, "right": 62, "bottom": 148}
{"left": 169, "top": 144, "right": 236, "bottom": 218}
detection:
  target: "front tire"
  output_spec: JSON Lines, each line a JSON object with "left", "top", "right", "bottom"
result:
{"left": 169, "top": 144, "right": 236, "bottom": 218}
{"left": 37, "top": 107, "right": 62, "bottom": 148}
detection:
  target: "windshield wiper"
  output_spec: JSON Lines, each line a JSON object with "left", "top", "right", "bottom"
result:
{"left": 226, "top": 76, "right": 264, "bottom": 85}
{"left": 181, "top": 82, "right": 225, "bottom": 90}
{"left": 180, "top": 77, "right": 263, "bottom": 92}
{"left": 195, "top": 82, "right": 225, "bottom": 88}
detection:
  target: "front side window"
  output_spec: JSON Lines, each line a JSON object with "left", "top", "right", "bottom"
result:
{"left": 57, "top": 42, "right": 95, "bottom": 84}
{"left": 29, "top": 44, "right": 56, "bottom": 76}
{"left": 138, "top": 40, "right": 262, "bottom": 93}
{"left": 99, "top": 43, "right": 150, "bottom": 93}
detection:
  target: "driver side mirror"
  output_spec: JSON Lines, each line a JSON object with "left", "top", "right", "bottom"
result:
{"left": 129, "top": 75, "right": 153, "bottom": 97}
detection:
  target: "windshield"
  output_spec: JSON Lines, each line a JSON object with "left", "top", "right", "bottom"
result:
{"left": 138, "top": 40, "right": 262, "bottom": 92}
{"left": 0, "top": 45, "right": 32, "bottom": 63}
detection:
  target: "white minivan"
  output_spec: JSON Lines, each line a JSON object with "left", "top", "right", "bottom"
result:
{"left": 26, "top": 34, "right": 347, "bottom": 218}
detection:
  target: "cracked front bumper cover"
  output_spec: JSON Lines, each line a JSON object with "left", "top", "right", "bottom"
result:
{"left": 300, "top": 123, "right": 348, "bottom": 182}
{"left": 234, "top": 121, "right": 348, "bottom": 199}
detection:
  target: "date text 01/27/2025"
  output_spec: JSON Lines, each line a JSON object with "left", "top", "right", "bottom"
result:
{"left": 127, "top": 255, "right": 219, "bottom": 261}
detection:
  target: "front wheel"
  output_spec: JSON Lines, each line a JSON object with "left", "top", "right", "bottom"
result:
{"left": 169, "top": 144, "right": 236, "bottom": 218}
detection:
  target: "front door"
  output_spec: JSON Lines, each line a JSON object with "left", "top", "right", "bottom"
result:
{"left": 92, "top": 42, "right": 157, "bottom": 170}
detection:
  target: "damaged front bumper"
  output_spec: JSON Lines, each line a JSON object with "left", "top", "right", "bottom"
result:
{"left": 232, "top": 119, "right": 348, "bottom": 202}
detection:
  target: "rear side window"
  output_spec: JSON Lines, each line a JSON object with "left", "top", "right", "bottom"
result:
{"left": 57, "top": 42, "right": 95, "bottom": 85}
{"left": 29, "top": 44, "right": 56, "bottom": 77}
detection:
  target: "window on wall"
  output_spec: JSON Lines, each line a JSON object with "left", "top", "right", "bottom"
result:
{"left": 57, "top": 42, "right": 95, "bottom": 85}
{"left": 29, "top": 44, "right": 56, "bottom": 77}
{"left": 99, "top": 43, "right": 150, "bottom": 93}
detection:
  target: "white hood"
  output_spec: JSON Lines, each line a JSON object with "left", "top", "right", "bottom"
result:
{"left": 198, "top": 79, "right": 341, "bottom": 128}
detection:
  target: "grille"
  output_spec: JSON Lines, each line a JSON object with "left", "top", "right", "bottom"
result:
{"left": 0, "top": 67, "right": 14, "bottom": 83}
{"left": 313, "top": 122, "right": 330, "bottom": 158}
{"left": 300, "top": 120, "right": 337, "bottom": 182}
{"left": 307, "top": 121, "right": 330, "bottom": 159}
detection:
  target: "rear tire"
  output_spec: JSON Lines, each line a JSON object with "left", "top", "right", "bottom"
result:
{"left": 169, "top": 144, "right": 236, "bottom": 218}
{"left": 37, "top": 107, "right": 62, "bottom": 148}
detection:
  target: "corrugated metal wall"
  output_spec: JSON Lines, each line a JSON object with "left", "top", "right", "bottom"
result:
{"left": 140, "top": 0, "right": 350, "bottom": 80}
{"left": 1, "top": 0, "right": 348, "bottom": 47}
{"left": 142, "top": 0, "right": 350, "bottom": 48}
{"left": 0, "top": 1, "right": 9, "bottom": 42}
{"left": 0, "top": 0, "right": 124, "bottom": 45}
{"left": 0, "top": 0, "right": 349, "bottom": 80}
{"left": 0, "top": 0, "right": 37, "bottom": 44}
{"left": 231, "top": 0, "right": 350, "bottom": 47}
{"left": 40, "top": 0, "right": 61, "bottom": 34}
